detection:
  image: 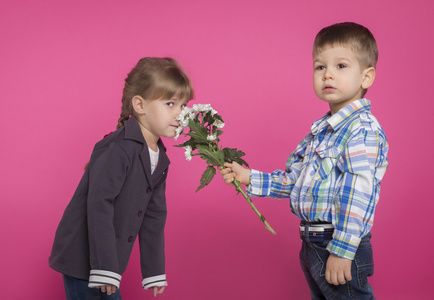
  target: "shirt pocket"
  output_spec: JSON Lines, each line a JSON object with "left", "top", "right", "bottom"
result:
{"left": 314, "top": 144, "right": 341, "bottom": 181}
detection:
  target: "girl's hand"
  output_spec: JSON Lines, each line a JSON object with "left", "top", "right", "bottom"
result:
{"left": 150, "top": 286, "right": 165, "bottom": 297}
{"left": 99, "top": 284, "right": 117, "bottom": 295}
{"left": 218, "top": 162, "right": 251, "bottom": 186}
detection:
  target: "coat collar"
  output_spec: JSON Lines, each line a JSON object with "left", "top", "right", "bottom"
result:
{"left": 124, "top": 116, "right": 170, "bottom": 188}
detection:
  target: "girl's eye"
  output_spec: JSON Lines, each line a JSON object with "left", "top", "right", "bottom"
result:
{"left": 337, "top": 64, "right": 347, "bottom": 69}
{"left": 181, "top": 104, "right": 187, "bottom": 109}
{"left": 167, "top": 102, "right": 174, "bottom": 107}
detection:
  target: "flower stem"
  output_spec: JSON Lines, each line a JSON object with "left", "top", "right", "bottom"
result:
{"left": 232, "top": 178, "right": 277, "bottom": 235}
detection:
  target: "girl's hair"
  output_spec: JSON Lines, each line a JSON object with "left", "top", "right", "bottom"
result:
{"left": 313, "top": 22, "right": 378, "bottom": 70}
{"left": 117, "top": 57, "right": 194, "bottom": 129}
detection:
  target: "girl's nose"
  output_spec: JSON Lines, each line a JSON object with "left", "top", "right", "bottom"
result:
{"left": 174, "top": 107, "right": 183, "bottom": 118}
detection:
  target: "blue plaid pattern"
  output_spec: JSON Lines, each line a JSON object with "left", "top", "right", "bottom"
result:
{"left": 247, "top": 99, "right": 389, "bottom": 259}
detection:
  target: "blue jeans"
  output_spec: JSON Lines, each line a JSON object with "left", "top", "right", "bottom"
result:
{"left": 63, "top": 274, "right": 122, "bottom": 300}
{"left": 299, "top": 233, "right": 375, "bottom": 300}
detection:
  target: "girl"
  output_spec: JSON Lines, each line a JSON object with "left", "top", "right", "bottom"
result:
{"left": 49, "top": 57, "right": 194, "bottom": 299}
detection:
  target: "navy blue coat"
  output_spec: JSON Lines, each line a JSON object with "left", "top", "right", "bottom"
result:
{"left": 49, "top": 116, "right": 170, "bottom": 286}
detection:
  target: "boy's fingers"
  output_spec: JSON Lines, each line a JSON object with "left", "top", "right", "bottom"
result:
{"left": 344, "top": 268, "right": 352, "bottom": 282}
{"left": 338, "top": 272, "right": 346, "bottom": 285}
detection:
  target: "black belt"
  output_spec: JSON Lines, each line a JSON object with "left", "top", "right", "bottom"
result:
{"left": 299, "top": 221, "right": 334, "bottom": 242}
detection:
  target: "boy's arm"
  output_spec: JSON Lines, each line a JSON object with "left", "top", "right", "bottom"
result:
{"left": 327, "top": 129, "right": 388, "bottom": 260}
{"left": 220, "top": 161, "right": 302, "bottom": 199}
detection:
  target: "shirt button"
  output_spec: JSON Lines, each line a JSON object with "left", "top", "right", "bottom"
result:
{"left": 128, "top": 236, "right": 133, "bottom": 243}
{"left": 138, "top": 211, "right": 143, "bottom": 217}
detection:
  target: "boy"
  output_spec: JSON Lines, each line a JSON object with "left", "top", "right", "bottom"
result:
{"left": 220, "top": 22, "right": 388, "bottom": 299}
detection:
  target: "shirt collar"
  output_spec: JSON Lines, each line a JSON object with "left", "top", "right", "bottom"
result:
{"left": 311, "top": 99, "right": 372, "bottom": 135}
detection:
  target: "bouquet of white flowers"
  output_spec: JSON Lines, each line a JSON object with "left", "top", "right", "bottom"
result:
{"left": 175, "top": 104, "right": 276, "bottom": 235}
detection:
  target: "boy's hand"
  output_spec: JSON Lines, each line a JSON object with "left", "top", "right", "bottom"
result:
{"left": 149, "top": 286, "right": 165, "bottom": 297}
{"left": 99, "top": 284, "right": 117, "bottom": 295}
{"left": 325, "top": 253, "right": 352, "bottom": 285}
{"left": 218, "top": 162, "right": 251, "bottom": 186}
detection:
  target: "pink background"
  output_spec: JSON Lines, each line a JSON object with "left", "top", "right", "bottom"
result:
{"left": 1, "top": 0, "right": 433, "bottom": 299}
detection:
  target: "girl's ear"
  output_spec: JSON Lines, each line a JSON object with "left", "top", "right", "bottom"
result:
{"left": 132, "top": 95, "right": 146, "bottom": 114}
{"left": 361, "top": 67, "right": 376, "bottom": 89}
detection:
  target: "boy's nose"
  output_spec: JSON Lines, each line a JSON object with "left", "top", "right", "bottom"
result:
{"left": 323, "top": 70, "right": 333, "bottom": 80}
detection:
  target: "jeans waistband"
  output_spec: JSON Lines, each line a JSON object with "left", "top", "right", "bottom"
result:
{"left": 299, "top": 221, "right": 334, "bottom": 243}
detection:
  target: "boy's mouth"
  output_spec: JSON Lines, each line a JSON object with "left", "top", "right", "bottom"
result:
{"left": 323, "top": 85, "right": 336, "bottom": 92}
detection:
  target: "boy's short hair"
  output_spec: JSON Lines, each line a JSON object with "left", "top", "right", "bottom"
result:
{"left": 313, "top": 22, "right": 378, "bottom": 70}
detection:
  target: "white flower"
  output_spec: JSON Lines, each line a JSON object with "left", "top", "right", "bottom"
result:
{"left": 213, "top": 119, "right": 225, "bottom": 128}
{"left": 176, "top": 107, "right": 193, "bottom": 122}
{"left": 174, "top": 126, "right": 183, "bottom": 141}
{"left": 192, "top": 104, "right": 212, "bottom": 113}
{"left": 184, "top": 146, "right": 192, "bottom": 161}
{"left": 206, "top": 134, "right": 217, "bottom": 141}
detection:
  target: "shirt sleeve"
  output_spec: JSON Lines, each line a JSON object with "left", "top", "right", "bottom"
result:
{"left": 327, "top": 129, "right": 389, "bottom": 260}
{"left": 247, "top": 137, "right": 307, "bottom": 199}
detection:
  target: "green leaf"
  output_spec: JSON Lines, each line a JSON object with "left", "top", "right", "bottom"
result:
{"left": 186, "top": 132, "right": 208, "bottom": 145}
{"left": 203, "top": 112, "right": 214, "bottom": 126}
{"left": 232, "top": 157, "right": 250, "bottom": 168}
{"left": 197, "top": 145, "right": 224, "bottom": 166}
{"left": 187, "top": 119, "right": 209, "bottom": 144}
{"left": 196, "top": 165, "right": 216, "bottom": 192}
{"left": 222, "top": 147, "right": 249, "bottom": 168}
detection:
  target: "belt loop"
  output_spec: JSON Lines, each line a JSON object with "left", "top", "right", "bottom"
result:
{"left": 305, "top": 223, "right": 310, "bottom": 243}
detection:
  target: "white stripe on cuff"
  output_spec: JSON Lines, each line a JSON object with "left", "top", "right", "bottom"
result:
{"left": 88, "top": 270, "right": 122, "bottom": 289}
{"left": 142, "top": 274, "right": 167, "bottom": 289}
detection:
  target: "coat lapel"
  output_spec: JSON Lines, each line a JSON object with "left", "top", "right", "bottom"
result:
{"left": 153, "top": 140, "right": 170, "bottom": 177}
{"left": 124, "top": 116, "right": 171, "bottom": 189}
{"left": 139, "top": 146, "right": 153, "bottom": 189}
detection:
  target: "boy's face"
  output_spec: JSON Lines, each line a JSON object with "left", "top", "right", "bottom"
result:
{"left": 313, "top": 45, "right": 373, "bottom": 114}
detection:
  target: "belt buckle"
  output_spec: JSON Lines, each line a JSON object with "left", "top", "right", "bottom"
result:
{"left": 299, "top": 223, "right": 333, "bottom": 242}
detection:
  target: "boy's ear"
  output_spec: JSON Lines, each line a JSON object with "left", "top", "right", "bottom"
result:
{"left": 361, "top": 67, "right": 376, "bottom": 89}
{"left": 132, "top": 95, "right": 146, "bottom": 114}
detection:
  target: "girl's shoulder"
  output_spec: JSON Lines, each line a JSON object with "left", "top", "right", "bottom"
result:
{"left": 92, "top": 127, "right": 143, "bottom": 158}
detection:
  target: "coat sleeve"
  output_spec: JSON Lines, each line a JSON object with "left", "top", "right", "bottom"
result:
{"left": 87, "top": 143, "right": 130, "bottom": 288}
{"left": 139, "top": 170, "right": 168, "bottom": 290}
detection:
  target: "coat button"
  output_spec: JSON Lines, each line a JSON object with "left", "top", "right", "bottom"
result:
{"left": 146, "top": 188, "right": 151, "bottom": 193}
{"left": 138, "top": 211, "right": 143, "bottom": 217}
{"left": 128, "top": 236, "right": 133, "bottom": 243}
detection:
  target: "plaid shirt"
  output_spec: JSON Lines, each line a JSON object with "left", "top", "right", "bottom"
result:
{"left": 247, "top": 99, "right": 389, "bottom": 259}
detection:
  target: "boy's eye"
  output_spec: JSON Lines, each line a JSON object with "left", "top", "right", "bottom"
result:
{"left": 337, "top": 64, "right": 347, "bottom": 69}
{"left": 315, "top": 65, "right": 325, "bottom": 70}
